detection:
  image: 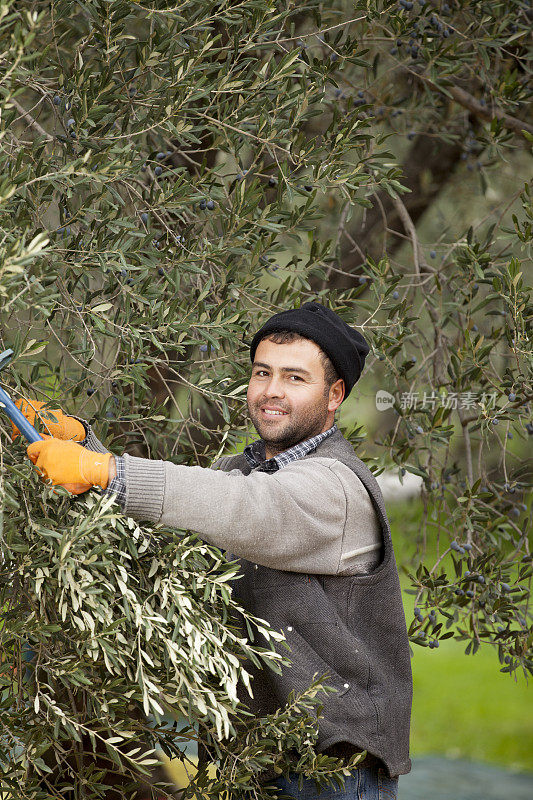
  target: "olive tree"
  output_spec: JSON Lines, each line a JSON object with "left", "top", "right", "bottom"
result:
{"left": 0, "top": 0, "right": 531, "bottom": 798}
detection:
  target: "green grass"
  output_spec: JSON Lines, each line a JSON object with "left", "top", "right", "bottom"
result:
{"left": 409, "top": 636, "right": 532, "bottom": 772}
{"left": 387, "top": 499, "right": 532, "bottom": 773}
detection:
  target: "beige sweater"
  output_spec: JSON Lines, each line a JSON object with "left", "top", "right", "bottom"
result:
{"left": 121, "top": 452, "right": 382, "bottom": 575}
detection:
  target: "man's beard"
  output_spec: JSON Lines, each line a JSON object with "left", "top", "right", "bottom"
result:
{"left": 247, "top": 400, "right": 330, "bottom": 455}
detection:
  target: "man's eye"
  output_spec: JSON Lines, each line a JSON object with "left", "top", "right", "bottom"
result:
{"left": 254, "top": 371, "right": 301, "bottom": 380}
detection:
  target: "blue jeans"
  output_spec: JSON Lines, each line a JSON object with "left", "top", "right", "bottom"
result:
{"left": 262, "top": 762, "right": 399, "bottom": 800}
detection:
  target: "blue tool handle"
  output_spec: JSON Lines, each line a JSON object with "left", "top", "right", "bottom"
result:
{"left": 0, "top": 384, "right": 43, "bottom": 443}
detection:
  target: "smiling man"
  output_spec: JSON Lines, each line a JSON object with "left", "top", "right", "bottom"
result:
{"left": 21, "top": 301, "right": 413, "bottom": 799}
{"left": 249, "top": 336, "right": 341, "bottom": 458}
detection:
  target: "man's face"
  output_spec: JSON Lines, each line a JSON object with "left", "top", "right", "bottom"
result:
{"left": 246, "top": 337, "right": 344, "bottom": 457}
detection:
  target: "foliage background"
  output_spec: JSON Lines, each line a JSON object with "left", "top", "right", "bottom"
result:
{"left": 0, "top": 0, "right": 531, "bottom": 797}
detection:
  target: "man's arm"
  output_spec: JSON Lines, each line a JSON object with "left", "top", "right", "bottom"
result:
{"left": 73, "top": 416, "right": 222, "bottom": 500}
{"left": 119, "top": 453, "right": 353, "bottom": 574}
{"left": 67, "top": 423, "right": 379, "bottom": 575}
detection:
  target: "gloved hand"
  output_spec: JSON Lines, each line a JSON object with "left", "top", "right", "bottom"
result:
{"left": 11, "top": 399, "right": 86, "bottom": 442}
{"left": 26, "top": 435, "right": 113, "bottom": 495}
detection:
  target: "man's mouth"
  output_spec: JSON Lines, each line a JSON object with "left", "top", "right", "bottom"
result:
{"left": 260, "top": 407, "right": 288, "bottom": 418}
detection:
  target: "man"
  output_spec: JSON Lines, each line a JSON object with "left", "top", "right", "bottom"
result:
{"left": 18, "top": 301, "right": 413, "bottom": 799}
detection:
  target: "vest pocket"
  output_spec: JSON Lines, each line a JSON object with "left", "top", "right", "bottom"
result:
{"left": 251, "top": 575, "right": 322, "bottom": 623}
{"left": 252, "top": 563, "right": 307, "bottom": 592}
{"left": 284, "top": 624, "right": 355, "bottom": 700}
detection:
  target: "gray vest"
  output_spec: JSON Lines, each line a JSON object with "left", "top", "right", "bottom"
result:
{"left": 204, "top": 429, "right": 412, "bottom": 779}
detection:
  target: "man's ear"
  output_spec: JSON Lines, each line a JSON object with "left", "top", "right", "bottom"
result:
{"left": 329, "top": 378, "right": 345, "bottom": 411}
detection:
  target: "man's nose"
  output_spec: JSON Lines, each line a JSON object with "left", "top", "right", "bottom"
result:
{"left": 264, "top": 375, "right": 285, "bottom": 395}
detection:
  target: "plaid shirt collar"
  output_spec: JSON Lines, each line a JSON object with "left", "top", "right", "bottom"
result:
{"left": 243, "top": 423, "right": 338, "bottom": 473}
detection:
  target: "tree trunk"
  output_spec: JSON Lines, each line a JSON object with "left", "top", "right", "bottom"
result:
{"left": 311, "top": 133, "right": 464, "bottom": 293}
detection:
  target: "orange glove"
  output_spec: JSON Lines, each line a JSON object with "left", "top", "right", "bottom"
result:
{"left": 26, "top": 435, "right": 112, "bottom": 495}
{"left": 11, "top": 399, "right": 86, "bottom": 442}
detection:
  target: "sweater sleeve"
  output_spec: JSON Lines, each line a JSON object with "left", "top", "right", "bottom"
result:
{"left": 72, "top": 416, "right": 227, "bottom": 507}
{"left": 121, "top": 454, "right": 348, "bottom": 573}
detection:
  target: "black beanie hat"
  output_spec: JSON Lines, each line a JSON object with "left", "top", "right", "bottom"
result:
{"left": 249, "top": 301, "right": 370, "bottom": 401}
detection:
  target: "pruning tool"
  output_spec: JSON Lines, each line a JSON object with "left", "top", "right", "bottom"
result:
{"left": 0, "top": 349, "right": 44, "bottom": 443}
